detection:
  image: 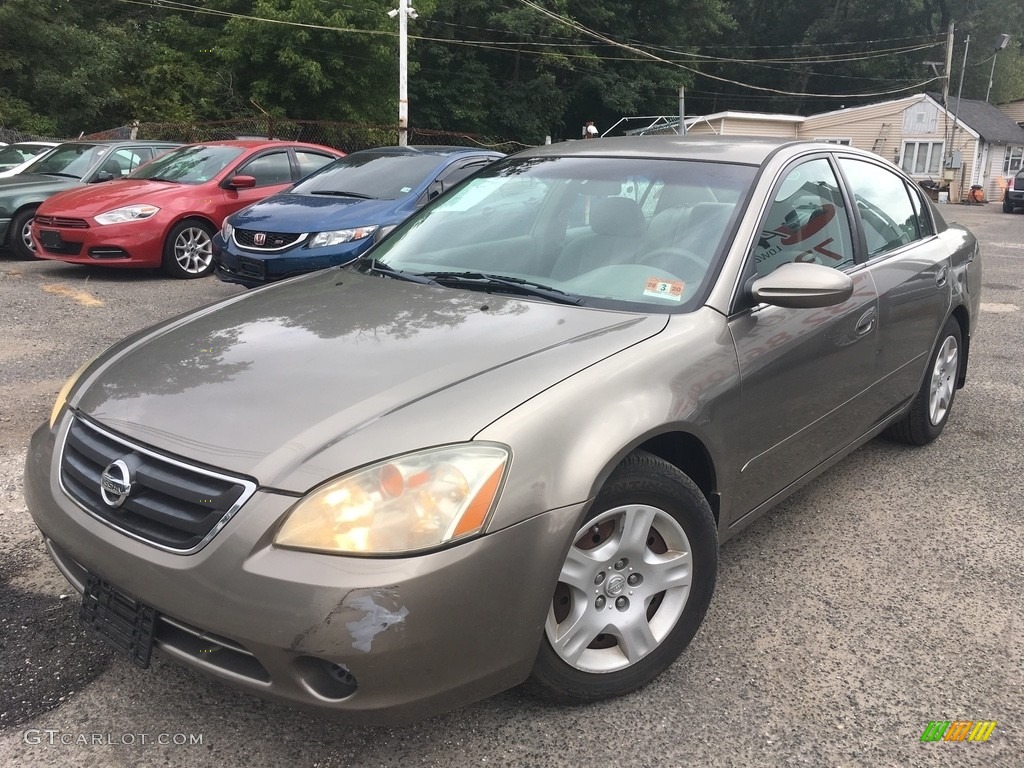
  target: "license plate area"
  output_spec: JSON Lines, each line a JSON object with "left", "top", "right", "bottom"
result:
{"left": 80, "top": 575, "right": 157, "bottom": 668}
{"left": 238, "top": 256, "right": 266, "bottom": 279}
{"left": 39, "top": 229, "right": 62, "bottom": 248}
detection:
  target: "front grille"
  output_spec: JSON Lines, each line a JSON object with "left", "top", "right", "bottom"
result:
{"left": 35, "top": 215, "right": 89, "bottom": 229}
{"left": 59, "top": 416, "right": 257, "bottom": 554}
{"left": 233, "top": 228, "right": 303, "bottom": 251}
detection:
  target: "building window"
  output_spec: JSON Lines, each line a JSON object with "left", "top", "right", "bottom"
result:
{"left": 901, "top": 142, "right": 943, "bottom": 175}
{"left": 815, "top": 137, "right": 852, "bottom": 145}
{"left": 1004, "top": 146, "right": 1024, "bottom": 175}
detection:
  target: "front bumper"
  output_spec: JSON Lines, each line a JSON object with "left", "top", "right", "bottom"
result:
{"left": 31, "top": 220, "right": 164, "bottom": 267}
{"left": 215, "top": 239, "right": 367, "bottom": 287}
{"left": 24, "top": 418, "right": 582, "bottom": 724}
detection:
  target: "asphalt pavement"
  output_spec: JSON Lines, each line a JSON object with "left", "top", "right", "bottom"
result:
{"left": 0, "top": 205, "right": 1020, "bottom": 767}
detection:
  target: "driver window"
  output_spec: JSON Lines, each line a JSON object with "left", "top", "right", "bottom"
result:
{"left": 753, "top": 158, "right": 855, "bottom": 278}
{"left": 238, "top": 151, "right": 292, "bottom": 187}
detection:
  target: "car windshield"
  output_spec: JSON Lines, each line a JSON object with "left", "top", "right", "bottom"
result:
{"left": 22, "top": 143, "right": 107, "bottom": 179}
{"left": 130, "top": 145, "right": 245, "bottom": 184}
{"left": 292, "top": 153, "right": 447, "bottom": 200}
{"left": 367, "top": 155, "right": 756, "bottom": 311}
{"left": 0, "top": 144, "right": 48, "bottom": 167}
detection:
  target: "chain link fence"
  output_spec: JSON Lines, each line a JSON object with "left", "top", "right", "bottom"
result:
{"left": 0, "top": 127, "right": 63, "bottom": 144}
{"left": 79, "top": 118, "right": 532, "bottom": 154}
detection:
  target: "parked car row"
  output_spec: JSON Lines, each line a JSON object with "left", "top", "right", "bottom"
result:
{"left": 2, "top": 138, "right": 506, "bottom": 283}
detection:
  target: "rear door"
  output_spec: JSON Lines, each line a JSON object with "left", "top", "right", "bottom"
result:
{"left": 835, "top": 156, "right": 951, "bottom": 415}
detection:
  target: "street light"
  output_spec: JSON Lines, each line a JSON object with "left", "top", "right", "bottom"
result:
{"left": 986, "top": 33, "right": 1011, "bottom": 103}
{"left": 388, "top": 0, "right": 419, "bottom": 146}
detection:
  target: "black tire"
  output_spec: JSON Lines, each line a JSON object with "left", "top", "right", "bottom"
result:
{"left": 10, "top": 207, "right": 38, "bottom": 260}
{"left": 530, "top": 450, "right": 718, "bottom": 702}
{"left": 161, "top": 219, "right": 215, "bottom": 278}
{"left": 885, "top": 316, "right": 962, "bottom": 445}
{"left": 1004, "top": 197, "right": 1014, "bottom": 214}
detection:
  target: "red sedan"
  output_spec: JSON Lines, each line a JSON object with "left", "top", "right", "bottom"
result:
{"left": 31, "top": 140, "right": 343, "bottom": 278}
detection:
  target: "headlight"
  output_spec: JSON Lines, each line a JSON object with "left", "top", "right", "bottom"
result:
{"left": 93, "top": 205, "right": 160, "bottom": 225}
{"left": 274, "top": 444, "right": 509, "bottom": 555}
{"left": 307, "top": 225, "right": 378, "bottom": 249}
{"left": 49, "top": 351, "right": 104, "bottom": 428}
{"left": 221, "top": 219, "right": 233, "bottom": 242}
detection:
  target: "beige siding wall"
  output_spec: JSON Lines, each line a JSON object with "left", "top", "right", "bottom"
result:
{"left": 717, "top": 119, "right": 800, "bottom": 138}
{"left": 684, "top": 117, "right": 800, "bottom": 137}
{"left": 998, "top": 100, "right": 1024, "bottom": 124}
{"left": 801, "top": 96, "right": 921, "bottom": 160}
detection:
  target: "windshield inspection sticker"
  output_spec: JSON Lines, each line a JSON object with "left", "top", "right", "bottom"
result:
{"left": 644, "top": 277, "right": 684, "bottom": 301}
{"left": 400, "top": 186, "right": 412, "bottom": 193}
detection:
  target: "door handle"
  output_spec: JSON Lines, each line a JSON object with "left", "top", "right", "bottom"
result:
{"left": 856, "top": 307, "right": 876, "bottom": 335}
{"left": 936, "top": 266, "right": 948, "bottom": 287}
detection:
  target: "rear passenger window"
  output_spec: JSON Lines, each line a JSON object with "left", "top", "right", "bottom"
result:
{"left": 754, "top": 158, "right": 855, "bottom": 277}
{"left": 296, "top": 151, "right": 335, "bottom": 178}
{"left": 838, "top": 158, "right": 921, "bottom": 258}
{"left": 238, "top": 151, "right": 292, "bottom": 187}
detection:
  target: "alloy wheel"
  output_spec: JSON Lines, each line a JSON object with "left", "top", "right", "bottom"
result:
{"left": 546, "top": 504, "right": 692, "bottom": 673}
{"left": 173, "top": 226, "right": 213, "bottom": 275}
{"left": 929, "top": 335, "right": 958, "bottom": 426}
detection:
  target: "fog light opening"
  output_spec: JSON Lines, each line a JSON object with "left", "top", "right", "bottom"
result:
{"left": 295, "top": 656, "right": 359, "bottom": 700}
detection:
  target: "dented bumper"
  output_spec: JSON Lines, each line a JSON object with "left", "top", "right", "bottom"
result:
{"left": 25, "top": 421, "right": 584, "bottom": 724}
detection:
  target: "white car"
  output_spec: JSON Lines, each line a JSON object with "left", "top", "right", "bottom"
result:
{"left": 0, "top": 142, "right": 59, "bottom": 178}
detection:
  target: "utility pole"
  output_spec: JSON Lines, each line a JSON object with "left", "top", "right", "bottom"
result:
{"left": 678, "top": 86, "right": 686, "bottom": 135}
{"left": 942, "top": 22, "right": 954, "bottom": 107}
{"left": 986, "top": 34, "right": 1011, "bottom": 103}
{"left": 388, "top": 0, "right": 418, "bottom": 146}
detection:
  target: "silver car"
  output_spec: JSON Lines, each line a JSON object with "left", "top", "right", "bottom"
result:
{"left": 25, "top": 136, "right": 981, "bottom": 724}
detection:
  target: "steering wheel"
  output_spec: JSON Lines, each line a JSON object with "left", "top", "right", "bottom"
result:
{"left": 636, "top": 247, "right": 708, "bottom": 279}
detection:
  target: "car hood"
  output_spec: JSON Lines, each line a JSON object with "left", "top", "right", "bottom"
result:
{"left": 38, "top": 179, "right": 205, "bottom": 217}
{"left": 0, "top": 174, "right": 79, "bottom": 199}
{"left": 71, "top": 269, "right": 667, "bottom": 492}
{"left": 231, "top": 193, "right": 407, "bottom": 233}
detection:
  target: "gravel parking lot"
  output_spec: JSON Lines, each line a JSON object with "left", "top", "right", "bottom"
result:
{"left": 0, "top": 205, "right": 1021, "bottom": 767}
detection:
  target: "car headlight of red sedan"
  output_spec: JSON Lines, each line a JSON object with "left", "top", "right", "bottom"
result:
{"left": 274, "top": 444, "right": 509, "bottom": 555}
{"left": 93, "top": 205, "right": 160, "bottom": 225}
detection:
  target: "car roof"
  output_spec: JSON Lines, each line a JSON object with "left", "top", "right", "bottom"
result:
{"left": 177, "top": 139, "right": 340, "bottom": 151}
{"left": 348, "top": 145, "right": 504, "bottom": 158}
{"left": 514, "top": 135, "right": 829, "bottom": 166}
{"left": 53, "top": 139, "right": 181, "bottom": 147}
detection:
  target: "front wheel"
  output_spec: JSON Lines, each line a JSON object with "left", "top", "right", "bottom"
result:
{"left": 885, "top": 316, "right": 962, "bottom": 445}
{"left": 10, "top": 207, "right": 38, "bottom": 259}
{"left": 162, "top": 220, "right": 215, "bottom": 278}
{"left": 531, "top": 451, "right": 718, "bottom": 702}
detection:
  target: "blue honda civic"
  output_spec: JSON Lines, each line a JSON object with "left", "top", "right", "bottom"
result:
{"left": 214, "top": 146, "right": 503, "bottom": 287}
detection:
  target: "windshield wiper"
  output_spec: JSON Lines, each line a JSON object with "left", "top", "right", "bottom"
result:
{"left": 356, "top": 258, "right": 438, "bottom": 285}
{"left": 145, "top": 176, "right": 181, "bottom": 183}
{"left": 419, "top": 271, "right": 584, "bottom": 305}
{"left": 310, "top": 190, "right": 375, "bottom": 199}
{"left": 41, "top": 172, "right": 80, "bottom": 179}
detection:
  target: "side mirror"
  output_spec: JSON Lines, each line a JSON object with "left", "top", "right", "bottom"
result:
{"left": 426, "top": 179, "right": 444, "bottom": 201}
{"left": 93, "top": 171, "right": 115, "bottom": 183}
{"left": 226, "top": 175, "right": 257, "bottom": 190}
{"left": 749, "top": 262, "right": 854, "bottom": 309}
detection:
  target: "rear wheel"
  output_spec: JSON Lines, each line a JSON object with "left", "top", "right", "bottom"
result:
{"left": 531, "top": 451, "right": 717, "bottom": 702}
{"left": 162, "top": 220, "right": 215, "bottom": 278}
{"left": 1004, "top": 196, "right": 1014, "bottom": 214}
{"left": 885, "top": 316, "right": 961, "bottom": 445}
{"left": 10, "top": 207, "right": 38, "bottom": 259}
